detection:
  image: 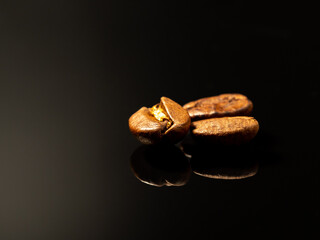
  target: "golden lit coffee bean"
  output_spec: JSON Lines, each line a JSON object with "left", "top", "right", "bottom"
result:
{"left": 191, "top": 116, "right": 259, "bottom": 145}
{"left": 129, "top": 97, "right": 191, "bottom": 144}
{"left": 183, "top": 93, "right": 253, "bottom": 121}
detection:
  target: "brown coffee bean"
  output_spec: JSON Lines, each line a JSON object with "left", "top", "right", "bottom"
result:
{"left": 129, "top": 97, "right": 191, "bottom": 144}
{"left": 191, "top": 116, "right": 259, "bottom": 145}
{"left": 183, "top": 93, "right": 253, "bottom": 120}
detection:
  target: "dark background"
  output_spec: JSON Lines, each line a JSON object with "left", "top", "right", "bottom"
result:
{"left": 0, "top": 1, "right": 319, "bottom": 239}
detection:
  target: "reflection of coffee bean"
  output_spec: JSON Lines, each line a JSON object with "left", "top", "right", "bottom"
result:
{"left": 192, "top": 159, "right": 259, "bottom": 180}
{"left": 192, "top": 162, "right": 259, "bottom": 180}
{"left": 130, "top": 144, "right": 191, "bottom": 187}
{"left": 191, "top": 117, "right": 259, "bottom": 145}
{"left": 183, "top": 93, "right": 253, "bottom": 121}
{"left": 129, "top": 97, "right": 191, "bottom": 144}
{"left": 182, "top": 142, "right": 259, "bottom": 180}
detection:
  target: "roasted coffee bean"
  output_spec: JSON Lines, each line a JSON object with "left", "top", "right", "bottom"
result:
{"left": 191, "top": 116, "right": 259, "bottom": 145}
{"left": 130, "top": 144, "right": 191, "bottom": 187}
{"left": 183, "top": 93, "right": 253, "bottom": 121}
{"left": 129, "top": 97, "right": 191, "bottom": 144}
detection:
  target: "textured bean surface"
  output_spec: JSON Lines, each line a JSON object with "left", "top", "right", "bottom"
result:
{"left": 191, "top": 116, "right": 259, "bottom": 145}
{"left": 129, "top": 97, "right": 191, "bottom": 144}
{"left": 183, "top": 93, "right": 253, "bottom": 120}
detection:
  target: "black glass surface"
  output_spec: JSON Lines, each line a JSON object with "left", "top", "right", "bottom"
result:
{"left": 0, "top": 1, "right": 319, "bottom": 239}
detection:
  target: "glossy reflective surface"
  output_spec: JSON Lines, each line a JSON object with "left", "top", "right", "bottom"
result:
{"left": 0, "top": 1, "right": 319, "bottom": 239}
{"left": 130, "top": 144, "right": 191, "bottom": 187}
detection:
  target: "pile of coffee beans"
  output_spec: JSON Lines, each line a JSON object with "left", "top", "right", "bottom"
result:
{"left": 129, "top": 94, "right": 259, "bottom": 145}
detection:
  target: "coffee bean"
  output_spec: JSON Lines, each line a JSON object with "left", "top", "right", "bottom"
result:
{"left": 191, "top": 116, "right": 259, "bottom": 145}
{"left": 129, "top": 97, "right": 191, "bottom": 144}
{"left": 183, "top": 93, "right": 253, "bottom": 121}
{"left": 130, "top": 144, "right": 191, "bottom": 187}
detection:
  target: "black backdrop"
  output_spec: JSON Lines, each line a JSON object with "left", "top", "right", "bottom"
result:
{"left": 0, "top": 1, "right": 319, "bottom": 239}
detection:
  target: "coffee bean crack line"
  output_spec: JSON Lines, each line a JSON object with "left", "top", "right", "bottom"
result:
{"left": 149, "top": 104, "right": 173, "bottom": 129}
